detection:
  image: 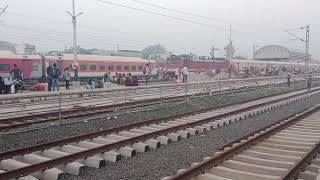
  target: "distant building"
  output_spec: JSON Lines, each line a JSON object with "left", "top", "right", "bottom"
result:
{"left": 91, "top": 49, "right": 115, "bottom": 56}
{"left": 0, "top": 42, "right": 36, "bottom": 55}
{"left": 254, "top": 45, "right": 310, "bottom": 62}
{"left": 116, "top": 50, "right": 142, "bottom": 58}
{"left": 23, "top": 43, "right": 36, "bottom": 55}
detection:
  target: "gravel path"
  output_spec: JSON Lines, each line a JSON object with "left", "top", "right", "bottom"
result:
{"left": 59, "top": 93, "right": 320, "bottom": 180}
{"left": 0, "top": 84, "right": 307, "bottom": 153}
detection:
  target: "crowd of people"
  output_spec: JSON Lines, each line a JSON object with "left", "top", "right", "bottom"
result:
{"left": 0, "top": 64, "right": 24, "bottom": 94}
{"left": 46, "top": 62, "right": 71, "bottom": 91}
{"left": 234, "top": 65, "right": 313, "bottom": 78}
{"left": 174, "top": 65, "right": 189, "bottom": 83}
{"left": 104, "top": 72, "right": 139, "bottom": 86}
{"left": 1, "top": 61, "right": 316, "bottom": 95}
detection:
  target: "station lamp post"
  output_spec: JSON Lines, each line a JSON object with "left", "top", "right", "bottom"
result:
{"left": 67, "top": 0, "right": 84, "bottom": 86}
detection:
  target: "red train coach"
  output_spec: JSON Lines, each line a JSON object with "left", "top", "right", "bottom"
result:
{"left": 163, "top": 55, "right": 228, "bottom": 72}
{"left": 0, "top": 51, "right": 43, "bottom": 79}
{"left": 45, "top": 54, "right": 156, "bottom": 78}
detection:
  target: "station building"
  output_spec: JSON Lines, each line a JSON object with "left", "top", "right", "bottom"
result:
{"left": 254, "top": 45, "right": 309, "bottom": 62}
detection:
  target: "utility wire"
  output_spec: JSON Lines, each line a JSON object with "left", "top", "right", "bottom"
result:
{"left": 126, "top": 0, "right": 224, "bottom": 22}
{"left": 96, "top": 0, "right": 227, "bottom": 31}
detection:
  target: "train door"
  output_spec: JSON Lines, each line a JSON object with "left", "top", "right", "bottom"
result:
{"left": 22, "top": 59, "right": 33, "bottom": 78}
{"left": 57, "top": 60, "right": 64, "bottom": 73}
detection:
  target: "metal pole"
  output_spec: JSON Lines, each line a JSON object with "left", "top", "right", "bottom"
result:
{"left": 124, "top": 90, "right": 127, "bottom": 109}
{"left": 185, "top": 83, "right": 189, "bottom": 100}
{"left": 67, "top": 0, "right": 84, "bottom": 85}
{"left": 59, "top": 92, "right": 62, "bottom": 121}
{"left": 202, "top": 80, "right": 205, "bottom": 98}
{"left": 229, "top": 24, "right": 232, "bottom": 59}
{"left": 218, "top": 75, "right": 221, "bottom": 93}
{"left": 253, "top": 44, "right": 256, "bottom": 60}
{"left": 305, "top": 25, "right": 310, "bottom": 72}
{"left": 160, "top": 87, "right": 163, "bottom": 106}
{"left": 72, "top": 0, "right": 78, "bottom": 83}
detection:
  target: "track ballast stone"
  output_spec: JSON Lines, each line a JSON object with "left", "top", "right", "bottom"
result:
{"left": 0, "top": 84, "right": 307, "bottom": 153}
{"left": 59, "top": 92, "right": 320, "bottom": 180}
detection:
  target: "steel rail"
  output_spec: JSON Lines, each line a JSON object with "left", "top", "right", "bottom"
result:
{"left": 0, "top": 75, "right": 288, "bottom": 101}
{"left": 0, "top": 83, "right": 278, "bottom": 131}
{"left": 0, "top": 88, "right": 318, "bottom": 179}
{"left": 165, "top": 105, "right": 320, "bottom": 180}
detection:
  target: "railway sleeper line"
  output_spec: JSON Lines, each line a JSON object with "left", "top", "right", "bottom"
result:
{"left": 163, "top": 102, "right": 320, "bottom": 180}
{"left": 0, "top": 78, "right": 300, "bottom": 120}
{"left": 0, "top": 83, "right": 292, "bottom": 132}
{"left": 0, "top": 88, "right": 319, "bottom": 179}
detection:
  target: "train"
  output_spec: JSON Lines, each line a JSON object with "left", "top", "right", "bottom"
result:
{"left": 0, "top": 51, "right": 156, "bottom": 82}
{"left": 160, "top": 55, "right": 228, "bottom": 72}
{"left": 228, "top": 59, "right": 320, "bottom": 73}
{"left": 1, "top": 50, "right": 319, "bottom": 83}
{"left": 162, "top": 54, "right": 320, "bottom": 74}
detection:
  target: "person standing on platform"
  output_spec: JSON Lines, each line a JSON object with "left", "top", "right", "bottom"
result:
{"left": 50, "top": 63, "right": 61, "bottom": 91}
{"left": 175, "top": 67, "right": 179, "bottom": 80}
{"left": 287, "top": 74, "right": 291, "bottom": 87}
{"left": 46, "top": 62, "right": 53, "bottom": 91}
{"left": 145, "top": 64, "right": 151, "bottom": 85}
{"left": 109, "top": 72, "right": 113, "bottom": 82}
{"left": 63, "top": 67, "right": 71, "bottom": 90}
{"left": 10, "top": 64, "right": 23, "bottom": 80}
{"left": 307, "top": 74, "right": 312, "bottom": 90}
{"left": 182, "top": 65, "right": 189, "bottom": 83}
{"left": 10, "top": 64, "right": 24, "bottom": 93}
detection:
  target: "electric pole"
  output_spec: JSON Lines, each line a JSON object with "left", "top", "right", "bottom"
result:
{"left": 253, "top": 44, "right": 255, "bottom": 60}
{"left": 284, "top": 25, "right": 310, "bottom": 71}
{"left": 211, "top": 45, "right": 215, "bottom": 60}
{"left": 67, "top": 0, "right": 84, "bottom": 85}
{"left": 229, "top": 24, "right": 233, "bottom": 59}
{"left": 305, "top": 25, "right": 310, "bottom": 68}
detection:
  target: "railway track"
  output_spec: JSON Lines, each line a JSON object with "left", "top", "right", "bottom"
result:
{"left": 0, "top": 87, "right": 319, "bottom": 180}
{"left": 163, "top": 102, "right": 320, "bottom": 180}
{"left": 0, "top": 83, "right": 291, "bottom": 132}
{"left": 0, "top": 76, "right": 304, "bottom": 120}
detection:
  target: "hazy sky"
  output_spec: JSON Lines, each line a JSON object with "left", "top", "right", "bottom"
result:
{"left": 0, "top": 0, "right": 318, "bottom": 58}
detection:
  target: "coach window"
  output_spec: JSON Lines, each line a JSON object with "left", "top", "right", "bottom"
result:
{"left": 99, "top": 65, "right": 105, "bottom": 71}
{"left": 33, "top": 64, "right": 39, "bottom": 71}
{"left": 138, "top": 66, "right": 143, "bottom": 71}
{"left": 124, "top": 66, "right": 129, "bottom": 70}
{"left": 117, "top": 65, "right": 122, "bottom": 71}
{"left": 23, "top": 61, "right": 29, "bottom": 68}
{"left": 108, "top": 65, "right": 114, "bottom": 71}
{"left": 90, "top": 65, "right": 97, "bottom": 71}
{"left": 0, "top": 64, "right": 10, "bottom": 71}
{"left": 131, "top": 66, "right": 137, "bottom": 71}
{"left": 80, "top": 65, "right": 87, "bottom": 71}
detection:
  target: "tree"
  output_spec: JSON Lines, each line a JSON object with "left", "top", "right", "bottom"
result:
{"left": 142, "top": 44, "right": 166, "bottom": 59}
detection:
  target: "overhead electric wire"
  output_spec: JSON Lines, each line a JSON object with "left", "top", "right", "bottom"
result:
{"left": 1, "top": 25, "right": 149, "bottom": 50}
{"left": 126, "top": 0, "right": 225, "bottom": 22}
{"left": 96, "top": 0, "right": 227, "bottom": 31}
{"left": 2, "top": 22, "right": 151, "bottom": 46}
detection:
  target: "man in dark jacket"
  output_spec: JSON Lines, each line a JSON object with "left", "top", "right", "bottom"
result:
{"left": 10, "top": 64, "right": 23, "bottom": 80}
{"left": 46, "top": 62, "right": 52, "bottom": 91}
{"left": 50, "top": 63, "right": 61, "bottom": 91}
{"left": 0, "top": 76, "right": 3, "bottom": 94}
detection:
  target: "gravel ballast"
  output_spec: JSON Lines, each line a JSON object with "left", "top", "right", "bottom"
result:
{"left": 0, "top": 82, "right": 317, "bottom": 152}
{"left": 0, "top": 83, "right": 311, "bottom": 153}
{"left": 59, "top": 93, "right": 320, "bottom": 180}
